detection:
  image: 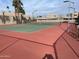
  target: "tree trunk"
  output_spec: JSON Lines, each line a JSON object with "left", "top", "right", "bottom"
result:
{"left": 2, "top": 12, "right": 6, "bottom": 24}
{"left": 15, "top": 8, "right": 20, "bottom": 24}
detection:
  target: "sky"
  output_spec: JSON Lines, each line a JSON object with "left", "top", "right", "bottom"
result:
{"left": 0, "top": 0, "right": 79, "bottom": 16}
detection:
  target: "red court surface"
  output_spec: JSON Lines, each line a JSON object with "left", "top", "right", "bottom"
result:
{"left": 0, "top": 23, "right": 79, "bottom": 59}
{"left": 54, "top": 23, "right": 79, "bottom": 59}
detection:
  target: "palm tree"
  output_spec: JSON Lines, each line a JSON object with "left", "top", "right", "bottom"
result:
{"left": 18, "top": 6, "right": 25, "bottom": 24}
{"left": 6, "top": 6, "right": 11, "bottom": 13}
{"left": 12, "top": 0, "right": 24, "bottom": 24}
{"left": 7, "top": 6, "right": 9, "bottom": 10}
{"left": 2, "top": 11, "right": 6, "bottom": 24}
{"left": 19, "top": 7, "right": 25, "bottom": 14}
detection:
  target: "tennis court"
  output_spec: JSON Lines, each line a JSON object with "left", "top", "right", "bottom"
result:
{"left": 0, "top": 23, "right": 57, "bottom": 32}
{"left": 0, "top": 23, "right": 79, "bottom": 59}
{"left": 0, "top": 22, "right": 60, "bottom": 59}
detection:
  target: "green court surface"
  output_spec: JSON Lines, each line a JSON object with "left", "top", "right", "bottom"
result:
{"left": 0, "top": 23, "right": 57, "bottom": 32}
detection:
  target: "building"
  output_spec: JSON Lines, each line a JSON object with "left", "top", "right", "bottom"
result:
{"left": 0, "top": 12, "right": 30, "bottom": 25}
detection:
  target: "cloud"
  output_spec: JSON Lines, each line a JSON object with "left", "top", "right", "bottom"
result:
{"left": 0, "top": 0, "right": 79, "bottom": 15}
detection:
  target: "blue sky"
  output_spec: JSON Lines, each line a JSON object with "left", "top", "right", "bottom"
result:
{"left": 0, "top": 0, "right": 79, "bottom": 16}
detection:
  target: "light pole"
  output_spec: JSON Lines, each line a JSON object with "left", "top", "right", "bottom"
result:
{"left": 64, "top": 0, "right": 75, "bottom": 32}
{"left": 69, "top": 7, "right": 75, "bottom": 13}
{"left": 64, "top": 0, "right": 75, "bottom": 20}
{"left": 32, "top": 10, "right": 38, "bottom": 20}
{"left": 69, "top": 7, "right": 76, "bottom": 20}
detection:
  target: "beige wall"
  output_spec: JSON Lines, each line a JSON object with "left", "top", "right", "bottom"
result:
{"left": 0, "top": 12, "right": 16, "bottom": 25}
{"left": 0, "top": 16, "right": 16, "bottom": 25}
{"left": 0, "top": 12, "right": 30, "bottom": 25}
